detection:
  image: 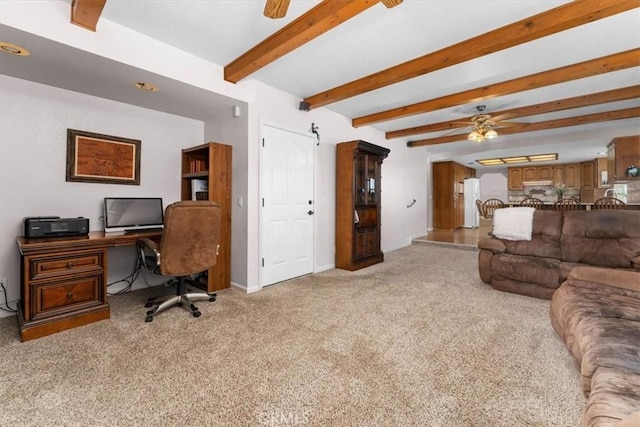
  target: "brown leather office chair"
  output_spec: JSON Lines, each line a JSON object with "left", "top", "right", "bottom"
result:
{"left": 593, "top": 197, "right": 626, "bottom": 210}
{"left": 554, "top": 198, "right": 581, "bottom": 212}
{"left": 519, "top": 197, "right": 545, "bottom": 209}
{"left": 138, "top": 201, "right": 221, "bottom": 322}
{"left": 482, "top": 199, "right": 506, "bottom": 219}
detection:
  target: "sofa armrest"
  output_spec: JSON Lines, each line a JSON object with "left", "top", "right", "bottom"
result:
{"left": 632, "top": 255, "right": 640, "bottom": 270}
{"left": 568, "top": 266, "right": 640, "bottom": 294}
{"left": 478, "top": 238, "right": 506, "bottom": 254}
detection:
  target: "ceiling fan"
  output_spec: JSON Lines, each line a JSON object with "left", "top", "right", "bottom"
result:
{"left": 455, "top": 105, "right": 520, "bottom": 143}
{"left": 263, "top": 0, "right": 403, "bottom": 19}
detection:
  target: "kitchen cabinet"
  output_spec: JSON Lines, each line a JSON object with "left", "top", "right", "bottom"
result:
{"left": 537, "top": 166, "right": 553, "bottom": 180}
{"left": 516, "top": 165, "right": 554, "bottom": 184}
{"left": 552, "top": 166, "right": 564, "bottom": 186}
{"left": 580, "top": 158, "right": 610, "bottom": 203}
{"left": 607, "top": 135, "right": 640, "bottom": 182}
{"left": 564, "top": 163, "right": 580, "bottom": 188}
{"left": 523, "top": 167, "right": 537, "bottom": 181}
{"left": 508, "top": 168, "right": 523, "bottom": 190}
{"left": 433, "top": 161, "right": 475, "bottom": 229}
{"left": 581, "top": 160, "right": 596, "bottom": 190}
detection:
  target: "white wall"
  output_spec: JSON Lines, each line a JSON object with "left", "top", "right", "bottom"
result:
{"left": 0, "top": 76, "right": 205, "bottom": 313}
{"left": 203, "top": 103, "right": 250, "bottom": 288}
{"left": 477, "top": 168, "right": 509, "bottom": 201}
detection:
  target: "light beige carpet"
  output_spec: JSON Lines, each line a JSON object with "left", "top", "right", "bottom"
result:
{"left": 0, "top": 244, "right": 584, "bottom": 426}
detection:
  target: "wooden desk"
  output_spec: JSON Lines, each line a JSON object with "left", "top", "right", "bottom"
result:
{"left": 16, "top": 230, "right": 162, "bottom": 341}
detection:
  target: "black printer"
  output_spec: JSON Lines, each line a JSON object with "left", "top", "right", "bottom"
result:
{"left": 23, "top": 216, "right": 90, "bottom": 238}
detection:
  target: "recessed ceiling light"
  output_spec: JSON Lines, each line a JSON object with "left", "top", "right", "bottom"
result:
{"left": 0, "top": 42, "right": 30, "bottom": 56}
{"left": 134, "top": 82, "right": 158, "bottom": 92}
{"left": 476, "top": 153, "right": 558, "bottom": 166}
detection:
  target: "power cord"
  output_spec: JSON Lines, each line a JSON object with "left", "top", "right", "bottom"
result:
{"left": 0, "top": 281, "right": 18, "bottom": 313}
{"left": 107, "top": 244, "right": 169, "bottom": 295}
{"left": 107, "top": 248, "right": 144, "bottom": 296}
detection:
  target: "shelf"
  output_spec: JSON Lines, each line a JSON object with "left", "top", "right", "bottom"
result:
{"left": 182, "top": 171, "right": 209, "bottom": 179}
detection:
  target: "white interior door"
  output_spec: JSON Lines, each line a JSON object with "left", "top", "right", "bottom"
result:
{"left": 261, "top": 124, "right": 315, "bottom": 286}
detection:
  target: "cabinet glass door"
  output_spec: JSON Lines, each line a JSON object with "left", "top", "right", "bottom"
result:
{"left": 356, "top": 153, "right": 378, "bottom": 205}
{"left": 356, "top": 154, "right": 367, "bottom": 205}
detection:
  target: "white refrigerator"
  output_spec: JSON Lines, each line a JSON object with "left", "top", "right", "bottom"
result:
{"left": 463, "top": 178, "right": 480, "bottom": 228}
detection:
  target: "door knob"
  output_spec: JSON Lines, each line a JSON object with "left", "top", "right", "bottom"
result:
{"left": 307, "top": 210, "right": 314, "bottom": 215}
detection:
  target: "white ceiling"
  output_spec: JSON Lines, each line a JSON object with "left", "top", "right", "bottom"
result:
{"left": 2, "top": 0, "right": 639, "bottom": 169}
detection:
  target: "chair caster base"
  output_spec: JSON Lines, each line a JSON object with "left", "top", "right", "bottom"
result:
{"left": 143, "top": 290, "right": 216, "bottom": 322}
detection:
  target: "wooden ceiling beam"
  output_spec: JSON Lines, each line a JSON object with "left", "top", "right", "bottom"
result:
{"left": 353, "top": 49, "right": 640, "bottom": 127}
{"left": 408, "top": 107, "right": 640, "bottom": 147}
{"left": 224, "top": 0, "right": 402, "bottom": 83}
{"left": 70, "top": 0, "right": 107, "bottom": 32}
{"left": 304, "top": 0, "right": 639, "bottom": 109}
{"left": 386, "top": 85, "right": 640, "bottom": 139}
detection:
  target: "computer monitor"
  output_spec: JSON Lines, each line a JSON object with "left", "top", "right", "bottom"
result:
{"left": 103, "top": 197, "right": 164, "bottom": 233}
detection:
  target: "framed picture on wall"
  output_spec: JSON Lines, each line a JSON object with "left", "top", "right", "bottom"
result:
{"left": 66, "top": 129, "right": 141, "bottom": 185}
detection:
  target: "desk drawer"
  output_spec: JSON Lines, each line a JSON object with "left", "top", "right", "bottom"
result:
{"left": 29, "top": 250, "right": 105, "bottom": 281}
{"left": 31, "top": 274, "right": 105, "bottom": 321}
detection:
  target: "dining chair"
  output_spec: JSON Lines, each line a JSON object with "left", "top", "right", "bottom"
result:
{"left": 482, "top": 199, "right": 506, "bottom": 219}
{"left": 475, "top": 199, "right": 485, "bottom": 218}
{"left": 519, "top": 198, "right": 545, "bottom": 210}
{"left": 593, "top": 197, "right": 627, "bottom": 210}
{"left": 553, "top": 198, "right": 581, "bottom": 212}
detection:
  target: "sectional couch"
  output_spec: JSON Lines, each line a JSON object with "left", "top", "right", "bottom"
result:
{"left": 477, "top": 209, "right": 640, "bottom": 299}
{"left": 550, "top": 266, "right": 640, "bottom": 427}
{"left": 477, "top": 209, "right": 640, "bottom": 426}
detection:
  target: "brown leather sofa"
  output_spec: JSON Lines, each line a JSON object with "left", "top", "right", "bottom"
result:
{"left": 478, "top": 210, "right": 640, "bottom": 299}
{"left": 550, "top": 266, "right": 640, "bottom": 427}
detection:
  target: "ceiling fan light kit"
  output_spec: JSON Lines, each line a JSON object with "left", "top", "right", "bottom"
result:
{"left": 466, "top": 110, "right": 500, "bottom": 143}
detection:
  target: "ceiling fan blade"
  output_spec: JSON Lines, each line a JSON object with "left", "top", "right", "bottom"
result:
{"left": 264, "top": 0, "right": 291, "bottom": 19}
{"left": 440, "top": 125, "right": 471, "bottom": 137}
{"left": 494, "top": 121, "right": 529, "bottom": 127}
{"left": 381, "top": 0, "right": 404, "bottom": 7}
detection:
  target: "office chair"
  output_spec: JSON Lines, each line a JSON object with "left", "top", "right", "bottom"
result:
{"left": 138, "top": 201, "right": 221, "bottom": 322}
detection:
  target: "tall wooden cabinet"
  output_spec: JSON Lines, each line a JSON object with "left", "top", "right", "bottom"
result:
{"left": 433, "top": 161, "right": 476, "bottom": 229}
{"left": 181, "top": 142, "right": 232, "bottom": 291}
{"left": 336, "top": 140, "right": 390, "bottom": 271}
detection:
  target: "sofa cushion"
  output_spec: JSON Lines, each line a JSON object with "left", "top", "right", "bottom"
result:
{"left": 492, "top": 253, "right": 560, "bottom": 287}
{"left": 583, "top": 367, "right": 640, "bottom": 427}
{"left": 491, "top": 277, "right": 556, "bottom": 299}
{"left": 577, "top": 317, "right": 640, "bottom": 395}
{"left": 551, "top": 268, "right": 640, "bottom": 403}
{"left": 503, "top": 210, "right": 562, "bottom": 259}
{"left": 561, "top": 210, "right": 640, "bottom": 269}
